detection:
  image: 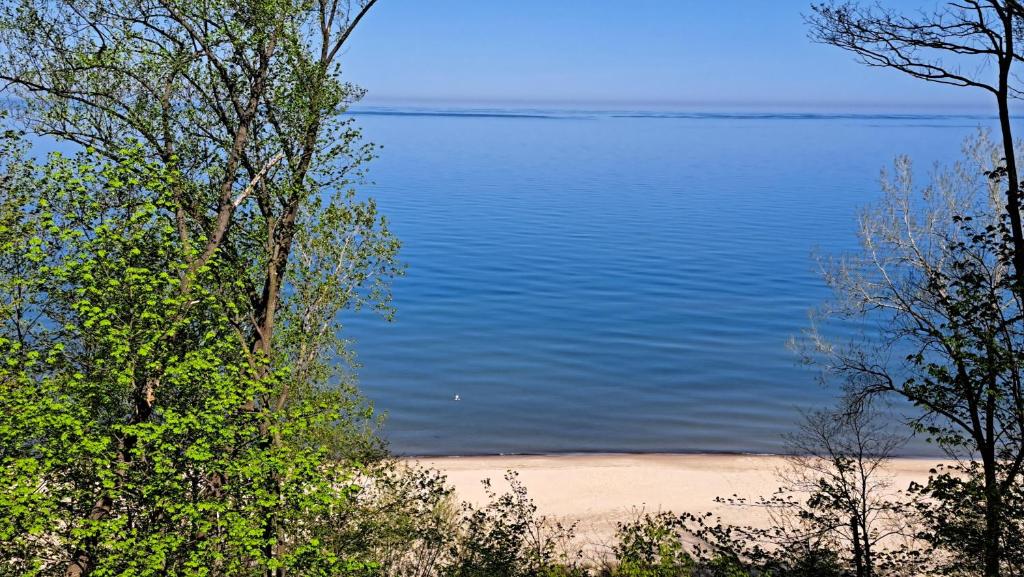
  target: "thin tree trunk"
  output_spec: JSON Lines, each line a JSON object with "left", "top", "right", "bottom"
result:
{"left": 986, "top": 25, "right": 1018, "bottom": 577}
{"left": 997, "top": 90, "right": 1024, "bottom": 296}
{"left": 997, "top": 13, "right": 1024, "bottom": 302}
{"left": 862, "top": 519, "right": 873, "bottom": 577}
{"left": 982, "top": 444, "right": 1003, "bottom": 577}
{"left": 851, "top": 514, "right": 865, "bottom": 577}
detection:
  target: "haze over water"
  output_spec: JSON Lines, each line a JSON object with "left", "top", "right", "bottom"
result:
{"left": 343, "top": 107, "right": 1000, "bottom": 457}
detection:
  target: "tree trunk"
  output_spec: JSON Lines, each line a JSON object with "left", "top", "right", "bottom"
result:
{"left": 65, "top": 496, "right": 113, "bottom": 577}
{"left": 851, "top": 514, "right": 865, "bottom": 577}
{"left": 861, "top": 518, "right": 873, "bottom": 577}
{"left": 982, "top": 445, "right": 1003, "bottom": 577}
{"left": 996, "top": 91, "right": 1024, "bottom": 298}
{"left": 997, "top": 15, "right": 1024, "bottom": 301}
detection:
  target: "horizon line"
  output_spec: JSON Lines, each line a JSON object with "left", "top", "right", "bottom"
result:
{"left": 356, "top": 95, "right": 1003, "bottom": 112}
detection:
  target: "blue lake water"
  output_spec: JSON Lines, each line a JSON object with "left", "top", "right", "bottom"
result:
{"left": 343, "top": 108, "right": 999, "bottom": 457}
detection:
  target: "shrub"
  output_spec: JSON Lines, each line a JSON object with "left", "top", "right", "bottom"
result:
{"left": 442, "top": 471, "right": 585, "bottom": 577}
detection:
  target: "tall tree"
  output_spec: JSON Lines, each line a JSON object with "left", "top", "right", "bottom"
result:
{"left": 779, "top": 403, "right": 912, "bottom": 577}
{"left": 799, "top": 134, "right": 1024, "bottom": 577}
{"left": 808, "top": 1, "right": 1024, "bottom": 299}
{"left": 807, "top": 6, "right": 1024, "bottom": 575}
{"left": 0, "top": 142, "right": 388, "bottom": 575}
{"left": 0, "top": 0, "right": 398, "bottom": 574}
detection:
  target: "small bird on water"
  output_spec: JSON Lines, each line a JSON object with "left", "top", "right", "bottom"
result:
{"left": 453, "top": 394, "right": 461, "bottom": 401}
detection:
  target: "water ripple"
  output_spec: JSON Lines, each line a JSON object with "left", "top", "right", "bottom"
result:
{"left": 342, "top": 112, "right": 1000, "bottom": 458}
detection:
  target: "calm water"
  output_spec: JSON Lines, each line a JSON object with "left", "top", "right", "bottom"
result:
{"left": 343, "top": 108, "right": 998, "bottom": 457}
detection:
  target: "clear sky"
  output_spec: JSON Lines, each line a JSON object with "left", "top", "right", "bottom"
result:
{"left": 342, "top": 0, "right": 995, "bottom": 111}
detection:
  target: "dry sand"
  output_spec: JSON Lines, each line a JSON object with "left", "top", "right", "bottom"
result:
{"left": 407, "top": 453, "right": 943, "bottom": 549}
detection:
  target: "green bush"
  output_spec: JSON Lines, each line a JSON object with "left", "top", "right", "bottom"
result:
{"left": 442, "top": 472, "right": 585, "bottom": 577}
{"left": 612, "top": 512, "right": 695, "bottom": 577}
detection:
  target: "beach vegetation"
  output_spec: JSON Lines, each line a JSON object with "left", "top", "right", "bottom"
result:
{"left": 596, "top": 403, "right": 921, "bottom": 577}
{"left": 609, "top": 511, "right": 696, "bottom": 577}
{"left": 440, "top": 472, "right": 585, "bottom": 577}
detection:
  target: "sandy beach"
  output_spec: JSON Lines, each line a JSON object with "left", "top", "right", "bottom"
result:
{"left": 408, "top": 453, "right": 943, "bottom": 548}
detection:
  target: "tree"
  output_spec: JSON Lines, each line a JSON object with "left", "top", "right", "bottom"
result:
{"left": 667, "top": 403, "right": 921, "bottom": 577}
{"left": 0, "top": 0, "right": 391, "bottom": 382}
{"left": 778, "top": 403, "right": 921, "bottom": 577}
{"left": 807, "top": 4, "right": 1024, "bottom": 575}
{"left": 0, "top": 143, "right": 335, "bottom": 574}
{"left": 0, "top": 132, "right": 397, "bottom": 576}
{"left": 593, "top": 405, "right": 916, "bottom": 576}
{"left": 807, "top": 1, "right": 1024, "bottom": 303}
{"left": 908, "top": 461, "right": 1024, "bottom": 575}
{"left": 798, "top": 133, "right": 1024, "bottom": 576}
{"left": 0, "top": 0, "right": 400, "bottom": 573}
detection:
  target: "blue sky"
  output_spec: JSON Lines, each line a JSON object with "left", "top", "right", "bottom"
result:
{"left": 342, "top": 1, "right": 994, "bottom": 111}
